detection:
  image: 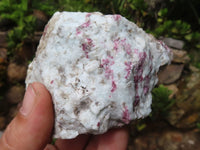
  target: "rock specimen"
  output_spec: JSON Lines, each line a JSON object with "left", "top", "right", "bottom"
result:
{"left": 25, "top": 12, "right": 172, "bottom": 139}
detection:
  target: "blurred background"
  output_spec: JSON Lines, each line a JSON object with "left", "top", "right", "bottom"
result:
{"left": 0, "top": 0, "right": 200, "bottom": 149}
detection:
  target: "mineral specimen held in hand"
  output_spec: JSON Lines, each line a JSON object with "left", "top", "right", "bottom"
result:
{"left": 25, "top": 12, "right": 172, "bottom": 139}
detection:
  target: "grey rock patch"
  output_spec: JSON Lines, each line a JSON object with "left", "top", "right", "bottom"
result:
{"left": 161, "top": 37, "right": 184, "bottom": 49}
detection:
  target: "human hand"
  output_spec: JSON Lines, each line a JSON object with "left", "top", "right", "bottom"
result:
{"left": 0, "top": 82, "right": 129, "bottom": 150}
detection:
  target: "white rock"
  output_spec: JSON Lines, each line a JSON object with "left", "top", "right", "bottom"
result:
{"left": 25, "top": 12, "right": 172, "bottom": 139}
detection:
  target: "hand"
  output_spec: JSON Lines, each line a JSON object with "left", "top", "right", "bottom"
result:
{"left": 0, "top": 82, "right": 129, "bottom": 150}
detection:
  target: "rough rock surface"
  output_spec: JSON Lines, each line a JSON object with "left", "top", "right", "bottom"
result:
{"left": 162, "top": 37, "right": 184, "bottom": 49}
{"left": 158, "top": 64, "right": 184, "bottom": 84}
{"left": 172, "top": 49, "right": 190, "bottom": 64}
{"left": 26, "top": 12, "right": 172, "bottom": 139}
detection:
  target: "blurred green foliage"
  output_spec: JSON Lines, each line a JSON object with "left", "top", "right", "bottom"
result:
{"left": 57, "top": 0, "right": 97, "bottom": 12}
{"left": 32, "top": 0, "right": 57, "bottom": 16}
{"left": 1, "top": 0, "right": 199, "bottom": 53}
{"left": 51, "top": 138, "right": 56, "bottom": 145}
{"left": 0, "top": 0, "right": 35, "bottom": 54}
{"left": 0, "top": 0, "right": 98, "bottom": 55}
{"left": 152, "top": 7, "right": 200, "bottom": 49}
{"left": 151, "top": 85, "right": 175, "bottom": 120}
{"left": 136, "top": 121, "right": 147, "bottom": 131}
{"left": 197, "top": 122, "right": 200, "bottom": 131}
{"left": 135, "top": 85, "right": 175, "bottom": 132}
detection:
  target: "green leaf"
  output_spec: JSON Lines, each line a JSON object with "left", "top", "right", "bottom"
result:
{"left": 157, "top": 18, "right": 163, "bottom": 23}
{"left": 196, "top": 44, "right": 200, "bottom": 49}
{"left": 151, "top": 85, "right": 175, "bottom": 119}
{"left": 158, "top": 8, "right": 168, "bottom": 17}
{"left": 185, "top": 34, "right": 193, "bottom": 41}
{"left": 137, "top": 123, "right": 146, "bottom": 131}
{"left": 130, "top": 4, "right": 136, "bottom": 10}
{"left": 21, "top": 0, "right": 28, "bottom": 11}
{"left": 197, "top": 123, "right": 200, "bottom": 129}
{"left": 171, "top": 27, "right": 178, "bottom": 34}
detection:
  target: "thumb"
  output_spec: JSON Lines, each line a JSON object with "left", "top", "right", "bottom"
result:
{"left": 0, "top": 82, "right": 54, "bottom": 150}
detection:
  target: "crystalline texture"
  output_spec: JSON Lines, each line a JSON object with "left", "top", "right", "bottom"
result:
{"left": 25, "top": 12, "right": 172, "bottom": 139}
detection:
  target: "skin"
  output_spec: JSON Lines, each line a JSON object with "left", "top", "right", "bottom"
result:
{"left": 0, "top": 82, "right": 129, "bottom": 150}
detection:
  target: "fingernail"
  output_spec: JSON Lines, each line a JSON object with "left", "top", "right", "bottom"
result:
{"left": 20, "top": 84, "right": 36, "bottom": 116}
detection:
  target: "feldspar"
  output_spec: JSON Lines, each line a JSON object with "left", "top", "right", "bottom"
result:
{"left": 25, "top": 12, "right": 172, "bottom": 139}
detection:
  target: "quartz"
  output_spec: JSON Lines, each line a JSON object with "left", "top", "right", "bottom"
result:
{"left": 25, "top": 11, "right": 173, "bottom": 139}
